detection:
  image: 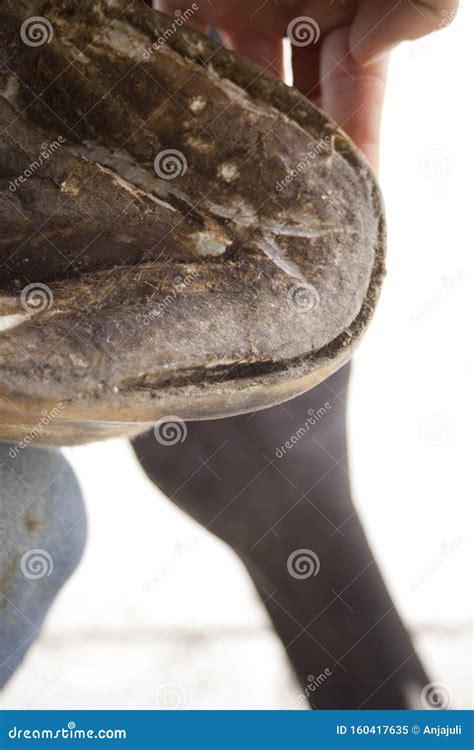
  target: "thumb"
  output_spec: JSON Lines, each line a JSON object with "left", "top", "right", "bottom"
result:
{"left": 318, "top": 26, "right": 389, "bottom": 173}
{"left": 349, "top": 0, "right": 458, "bottom": 66}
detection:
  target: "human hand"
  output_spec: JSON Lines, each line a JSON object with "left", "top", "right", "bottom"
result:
{"left": 155, "top": 0, "right": 458, "bottom": 171}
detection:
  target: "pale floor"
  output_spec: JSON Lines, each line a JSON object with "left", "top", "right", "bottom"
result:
{"left": 0, "top": 429, "right": 471, "bottom": 710}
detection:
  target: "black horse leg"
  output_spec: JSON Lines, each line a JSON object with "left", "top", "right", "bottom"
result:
{"left": 132, "top": 365, "right": 429, "bottom": 708}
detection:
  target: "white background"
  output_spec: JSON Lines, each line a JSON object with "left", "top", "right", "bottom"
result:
{"left": 2, "top": 2, "right": 472, "bottom": 710}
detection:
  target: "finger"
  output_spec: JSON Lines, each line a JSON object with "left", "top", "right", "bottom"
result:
{"left": 291, "top": 43, "right": 322, "bottom": 105}
{"left": 155, "top": 0, "right": 289, "bottom": 39}
{"left": 319, "top": 25, "right": 389, "bottom": 172}
{"left": 219, "top": 31, "right": 284, "bottom": 79}
{"left": 349, "top": 0, "right": 459, "bottom": 66}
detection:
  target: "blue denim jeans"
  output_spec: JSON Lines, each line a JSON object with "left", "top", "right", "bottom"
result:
{"left": 0, "top": 444, "right": 86, "bottom": 688}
